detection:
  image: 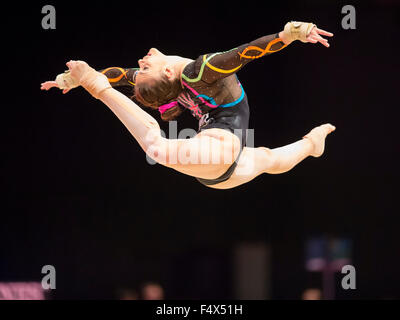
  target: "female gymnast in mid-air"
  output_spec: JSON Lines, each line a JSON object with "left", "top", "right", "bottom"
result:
{"left": 41, "top": 21, "right": 335, "bottom": 189}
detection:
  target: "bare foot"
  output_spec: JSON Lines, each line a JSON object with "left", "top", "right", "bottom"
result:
{"left": 303, "top": 123, "right": 336, "bottom": 157}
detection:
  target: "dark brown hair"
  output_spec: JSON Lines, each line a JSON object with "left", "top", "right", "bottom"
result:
{"left": 134, "top": 74, "right": 184, "bottom": 121}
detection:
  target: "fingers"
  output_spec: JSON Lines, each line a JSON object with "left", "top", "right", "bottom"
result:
{"left": 310, "top": 34, "right": 330, "bottom": 47}
{"left": 308, "top": 37, "right": 318, "bottom": 44}
{"left": 41, "top": 81, "right": 57, "bottom": 86}
{"left": 317, "top": 36, "right": 330, "bottom": 48}
{"left": 316, "top": 28, "right": 333, "bottom": 47}
{"left": 307, "top": 26, "right": 333, "bottom": 47}
{"left": 40, "top": 81, "right": 58, "bottom": 90}
{"left": 316, "top": 28, "right": 334, "bottom": 37}
{"left": 40, "top": 81, "right": 72, "bottom": 93}
{"left": 322, "top": 39, "right": 330, "bottom": 47}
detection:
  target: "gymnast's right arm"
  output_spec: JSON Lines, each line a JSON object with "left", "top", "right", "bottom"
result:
{"left": 40, "top": 66, "right": 138, "bottom": 94}
{"left": 98, "top": 67, "right": 138, "bottom": 87}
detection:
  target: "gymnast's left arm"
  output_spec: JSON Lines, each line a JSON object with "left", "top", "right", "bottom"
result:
{"left": 191, "top": 21, "right": 333, "bottom": 84}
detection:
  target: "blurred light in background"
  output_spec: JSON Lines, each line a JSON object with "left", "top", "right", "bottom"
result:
{"left": 0, "top": 282, "right": 45, "bottom": 300}
{"left": 305, "top": 236, "right": 353, "bottom": 299}
{"left": 233, "top": 242, "right": 271, "bottom": 300}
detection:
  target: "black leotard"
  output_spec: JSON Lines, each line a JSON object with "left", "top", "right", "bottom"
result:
{"left": 100, "top": 33, "right": 288, "bottom": 185}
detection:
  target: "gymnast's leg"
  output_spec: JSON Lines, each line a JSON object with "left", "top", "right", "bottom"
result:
{"left": 208, "top": 124, "right": 336, "bottom": 189}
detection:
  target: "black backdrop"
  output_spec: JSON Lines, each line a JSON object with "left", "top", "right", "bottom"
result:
{"left": 1, "top": 0, "right": 399, "bottom": 299}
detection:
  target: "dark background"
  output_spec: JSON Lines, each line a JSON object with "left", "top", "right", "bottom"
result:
{"left": 1, "top": 0, "right": 399, "bottom": 299}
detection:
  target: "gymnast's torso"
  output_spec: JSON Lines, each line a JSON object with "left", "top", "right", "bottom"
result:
{"left": 178, "top": 57, "right": 250, "bottom": 147}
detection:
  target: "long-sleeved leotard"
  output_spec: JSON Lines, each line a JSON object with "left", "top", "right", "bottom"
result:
{"left": 182, "top": 33, "right": 287, "bottom": 85}
{"left": 99, "top": 33, "right": 287, "bottom": 120}
{"left": 98, "top": 33, "right": 287, "bottom": 185}
{"left": 180, "top": 32, "right": 288, "bottom": 185}
{"left": 178, "top": 33, "right": 287, "bottom": 120}
{"left": 97, "top": 66, "right": 139, "bottom": 98}
{"left": 99, "top": 67, "right": 138, "bottom": 87}
{"left": 98, "top": 33, "right": 288, "bottom": 185}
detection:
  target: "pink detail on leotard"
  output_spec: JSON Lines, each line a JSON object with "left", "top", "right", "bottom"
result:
{"left": 158, "top": 81, "right": 218, "bottom": 118}
{"left": 181, "top": 80, "right": 218, "bottom": 109}
{"left": 158, "top": 101, "right": 178, "bottom": 114}
{"left": 177, "top": 92, "right": 203, "bottom": 119}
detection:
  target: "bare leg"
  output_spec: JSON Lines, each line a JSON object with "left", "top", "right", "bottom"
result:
{"left": 99, "top": 88, "right": 241, "bottom": 179}
{"left": 208, "top": 124, "right": 336, "bottom": 189}
{"left": 60, "top": 61, "right": 239, "bottom": 180}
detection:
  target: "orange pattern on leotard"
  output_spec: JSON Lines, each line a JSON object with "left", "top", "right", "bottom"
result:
{"left": 101, "top": 67, "right": 135, "bottom": 86}
{"left": 238, "top": 38, "right": 287, "bottom": 60}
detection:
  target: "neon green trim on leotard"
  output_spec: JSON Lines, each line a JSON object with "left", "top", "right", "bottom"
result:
{"left": 181, "top": 53, "right": 218, "bottom": 83}
{"left": 181, "top": 47, "right": 239, "bottom": 83}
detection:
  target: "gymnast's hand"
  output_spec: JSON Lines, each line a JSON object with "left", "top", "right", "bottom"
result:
{"left": 65, "top": 60, "right": 92, "bottom": 81}
{"left": 40, "top": 60, "right": 86, "bottom": 94}
{"left": 305, "top": 26, "right": 333, "bottom": 47}
{"left": 41, "top": 60, "right": 100, "bottom": 95}
{"left": 40, "top": 81, "right": 71, "bottom": 94}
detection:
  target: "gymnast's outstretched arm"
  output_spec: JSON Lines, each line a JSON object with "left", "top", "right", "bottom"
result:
{"left": 183, "top": 21, "right": 333, "bottom": 84}
{"left": 41, "top": 66, "right": 139, "bottom": 94}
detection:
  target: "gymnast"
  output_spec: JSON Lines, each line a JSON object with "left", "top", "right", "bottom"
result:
{"left": 41, "top": 21, "right": 335, "bottom": 189}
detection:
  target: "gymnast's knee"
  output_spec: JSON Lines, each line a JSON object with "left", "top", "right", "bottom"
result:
{"left": 257, "top": 147, "right": 279, "bottom": 173}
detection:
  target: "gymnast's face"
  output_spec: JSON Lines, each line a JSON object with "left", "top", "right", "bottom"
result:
{"left": 136, "top": 48, "right": 175, "bottom": 85}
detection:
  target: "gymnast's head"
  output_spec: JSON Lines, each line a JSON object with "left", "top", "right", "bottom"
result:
{"left": 134, "top": 48, "right": 183, "bottom": 121}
